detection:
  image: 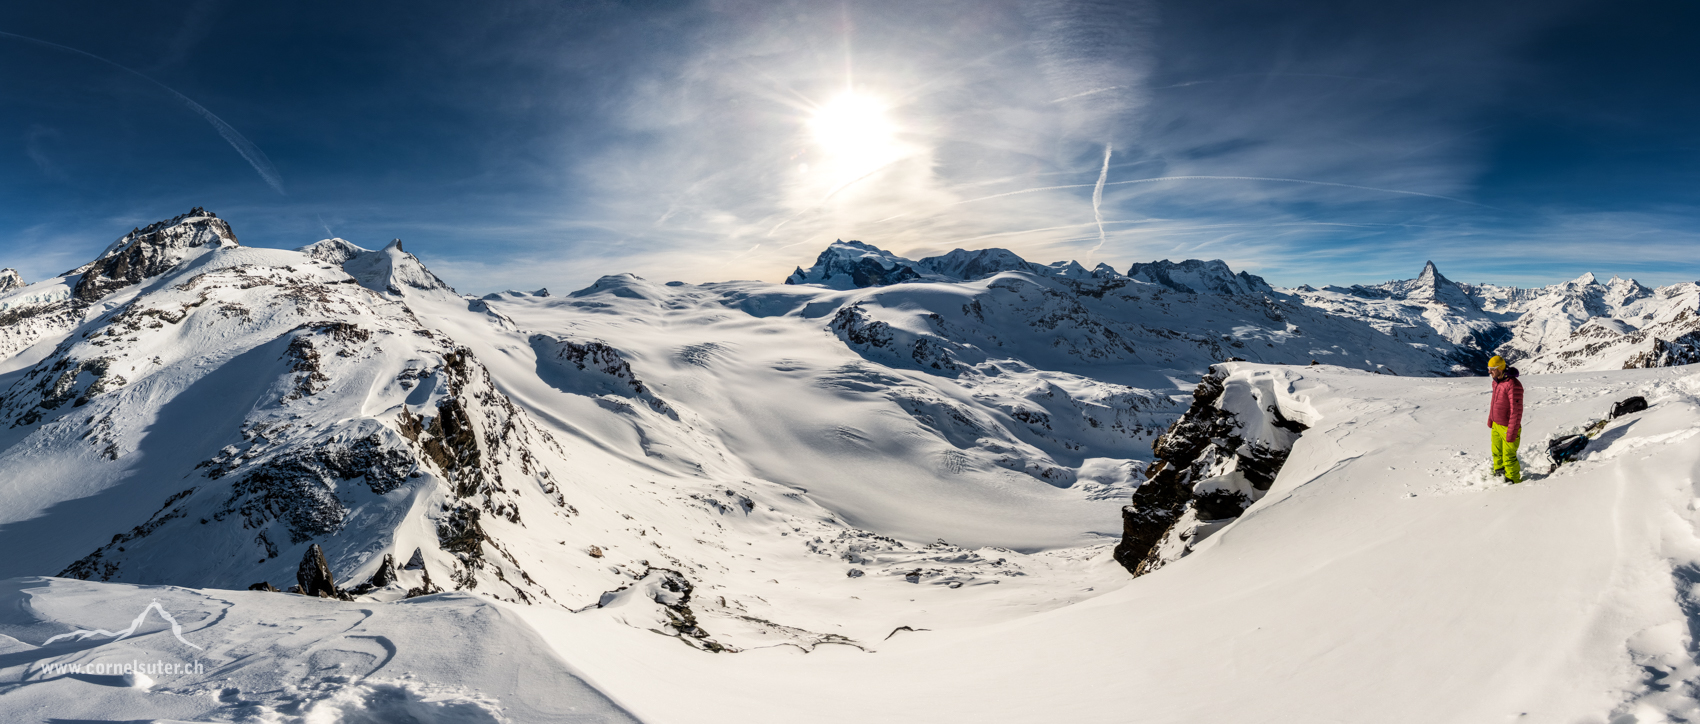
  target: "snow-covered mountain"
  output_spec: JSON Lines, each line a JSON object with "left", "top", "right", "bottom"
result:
{"left": 1125, "top": 258, "right": 1274, "bottom": 296}
{"left": 4, "top": 210, "right": 1700, "bottom": 723}
{"left": 1463, "top": 273, "right": 1700, "bottom": 372}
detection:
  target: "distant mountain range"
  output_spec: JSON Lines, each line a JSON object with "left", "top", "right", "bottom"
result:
{"left": 785, "top": 238, "right": 1700, "bottom": 374}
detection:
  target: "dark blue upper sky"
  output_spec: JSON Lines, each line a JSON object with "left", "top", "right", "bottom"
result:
{"left": 1, "top": 0, "right": 1697, "bottom": 292}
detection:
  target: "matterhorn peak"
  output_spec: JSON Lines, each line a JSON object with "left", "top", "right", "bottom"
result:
{"left": 0, "top": 268, "right": 23, "bottom": 294}
{"left": 1416, "top": 260, "right": 1441, "bottom": 284}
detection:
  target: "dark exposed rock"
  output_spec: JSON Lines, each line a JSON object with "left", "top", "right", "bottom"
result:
{"left": 71, "top": 208, "right": 236, "bottom": 302}
{"left": 403, "top": 547, "right": 427, "bottom": 570}
{"left": 346, "top": 553, "right": 399, "bottom": 596}
{"left": 12, "top": 356, "right": 128, "bottom": 427}
{"left": 596, "top": 567, "right": 728, "bottom": 652}
{"left": 830, "top": 303, "right": 968, "bottom": 373}
{"left": 372, "top": 553, "right": 400, "bottom": 587}
{"left": 405, "top": 560, "right": 443, "bottom": 599}
{"left": 785, "top": 240, "right": 921, "bottom": 288}
{"left": 297, "top": 543, "right": 337, "bottom": 598}
{"left": 217, "top": 429, "right": 415, "bottom": 544}
{"left": 1113, "top": 365, "right": 1307, "bottom": 577}
{"left": 1125, "top": 259, "right": 1274, "bottom": 296}
{"left": 248, "top": 582, "right": 280, "bottom": 592}
{"left": 1624, "top": 329, "right": 1700, "bottom": 369}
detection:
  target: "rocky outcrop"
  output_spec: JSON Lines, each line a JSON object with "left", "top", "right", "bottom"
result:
{"left": 1624, "top": 328, "right": 1700, "bottom": 369}
{"left": 593, "top": 567, "right": 729, "bottom": 652}
{"left": 347, "top": 553, "right": 399, "bottom": 595}
{"left": 829, "top": 303, "right": 978, "bottom": 373}
{"left": 297, "top": 544, "right": 338, "bottom": 598}
{"left": 0, "top": 268, "right": 23, "bottom": 293}
{"left": 1113, "top": 365, "right": 1308, "bottom": 577}
{"left": 72, "top": 208, "right": 237, "bottom": 302}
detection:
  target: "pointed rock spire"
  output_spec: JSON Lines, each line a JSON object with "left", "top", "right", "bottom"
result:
{"left": 0, "top": 268, "right": 23, "bottom": 294}
{"left": 297, "top": 543, "right": 338, "bottom": 598}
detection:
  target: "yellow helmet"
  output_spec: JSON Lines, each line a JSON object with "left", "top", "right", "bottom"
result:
{"left": 1488, "top": 355, "right": 1507, "bottom": 369}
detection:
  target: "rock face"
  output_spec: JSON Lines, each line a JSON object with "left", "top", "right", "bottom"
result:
{"left": 71, "top": 208, "right": 238, "bottom": 302}
{"left": 1125, "top": 259, "right": 1274, "bottom": 296}
{"left": 297, "top": 544, "right": 337, "bottom": 598}
{"left": 786, "top": 241, "right": 1136, "bottom": 290}
{"left": 916, "top": 248, "right": 1064, "bottom": 282}
{"left": 0, "top": 268, "right": 22, "bottom": 294}
{"left": 1623, "top": 327, "right": 1700, "bottom": 369}
{"left": 1113, "top": 365, "right": 1308, "bottom": 577}
{"left": 785, "top": 240, "right": 921, "bottom": 289}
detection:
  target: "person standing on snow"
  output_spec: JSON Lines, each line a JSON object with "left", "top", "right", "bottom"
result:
{"left": 1487, "top": 355, "right": 1524, "bottom": 484}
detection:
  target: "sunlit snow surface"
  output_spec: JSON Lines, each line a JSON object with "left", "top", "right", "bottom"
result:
{"left": 5, "top": 362, "right": 1700, "bottom": 722}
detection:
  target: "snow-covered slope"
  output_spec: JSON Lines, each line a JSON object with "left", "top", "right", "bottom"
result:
{"left": 6, "top": 210, "right": 1700, "bottom": 723}
{"left": 0, "top": 214, "right": 1166, "bottom": 660}
{"left": 8, "top": 362, "right": 1700, "bottom": 723}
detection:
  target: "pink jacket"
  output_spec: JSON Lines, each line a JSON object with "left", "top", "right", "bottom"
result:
{"left": 1489, "top": 368, "right": 1524, "bottom": 442}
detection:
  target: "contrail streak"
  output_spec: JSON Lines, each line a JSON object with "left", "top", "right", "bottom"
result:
{"left": 0, "top": 30, "right": 286, "bottom": 194}
{"left": 1104, "top": 175, "right": 1491, "bottom": 207}
{"left": 949, "top": 175, "right": 1489, "bottom": 208}
{"left": 1049, "top": 86, "right": 1122, "bottom": 104}
{"left": 1090, "top": 143, "right": 1111, "bottom": 258}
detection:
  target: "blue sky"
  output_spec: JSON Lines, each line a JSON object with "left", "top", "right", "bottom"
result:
{"left": 1, "top": 0, "right": 1697, "bottom": 293}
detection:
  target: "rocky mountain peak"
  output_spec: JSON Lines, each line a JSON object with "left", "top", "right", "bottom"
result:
{"left": 915, "top": 248, "right": 1044, "bottom": 281}
{"left": 298, "top": 237, "right": 453, "bottom": 297}
{"left": 1383, "top": 261, "right": 1478, "bottom": 310}
{"left": 785, "top": 240, "right": 920, "bottom": 289}
{"left": 69, "top": 207, "right": 239, "bottom": 302}
{"left": 0, "top": 268, "right": 22, "bottom": 294}
{"left": 1125, "top": 259, "right": 1274, "bottom": 296}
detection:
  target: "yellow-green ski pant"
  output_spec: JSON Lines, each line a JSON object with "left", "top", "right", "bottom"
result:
{"left": 1492, "top": 423, "right": 1522, "bottom": 483}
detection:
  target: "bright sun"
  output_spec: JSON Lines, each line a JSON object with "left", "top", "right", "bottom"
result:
{"left": 809, "top": 92, "right": 899, "bottom": 171}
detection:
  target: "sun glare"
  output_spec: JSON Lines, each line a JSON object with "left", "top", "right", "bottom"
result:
{"left": 809, "top": 93, "right": 899, "bottom": 170}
